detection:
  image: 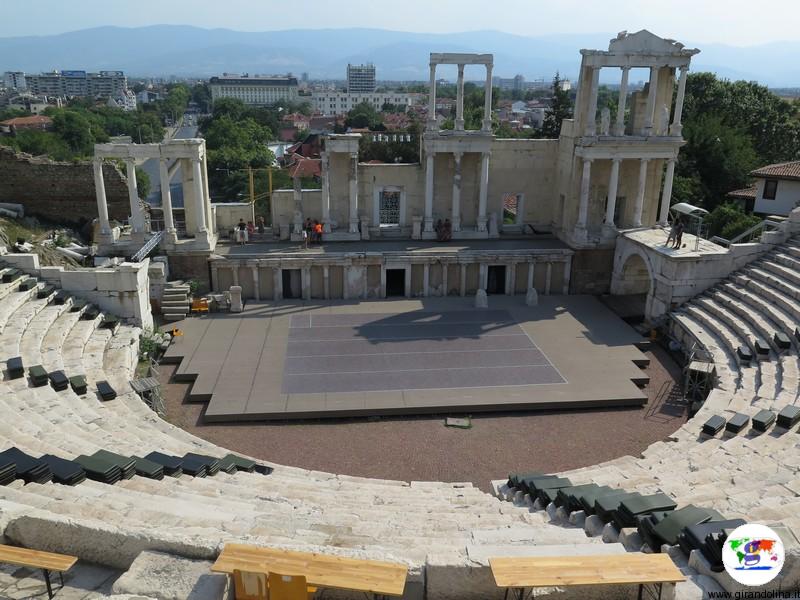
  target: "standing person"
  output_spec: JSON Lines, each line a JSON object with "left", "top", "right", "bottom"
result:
{"left": 247, "top": 221, "right": 255, "bottom": 237}
{"left": 313, "top": 220, "right": 323, "bottom": 244}
{"left": 673, "top": 220, "right": 685, "bottom": 249}
{"left": 236, "top": 218, "right": 247, "bottom": 245}
{"left": 257, "top": 215, "right": 265, "bottom": 234}
{"left": 442, "top": 218, "right": 452, "bottom": 242}
{"left": 665, "top": 219, "right": 678, "bottom": 247}
{"left": 434, "top": 219, "right": 443, "bottom": 242}
{"left": 302, "top": 227, "right": 309, "bottom": 249}
{"left": 304, "top": 218, "right": 313, "bottom": 241}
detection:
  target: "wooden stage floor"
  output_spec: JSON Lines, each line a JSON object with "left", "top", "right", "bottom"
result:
{"left": 163, "top": 295, "right": 650, "bottom": 421}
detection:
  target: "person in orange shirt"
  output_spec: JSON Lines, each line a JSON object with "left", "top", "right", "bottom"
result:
{"left": 313, "top": 220, "right": 323, "bottom": 244}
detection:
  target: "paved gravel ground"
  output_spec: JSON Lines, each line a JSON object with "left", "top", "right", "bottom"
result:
{"left": 160, "top": 344, "right": 685, "bottom": 492}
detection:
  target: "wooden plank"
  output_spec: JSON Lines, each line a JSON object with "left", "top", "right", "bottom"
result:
{"left": 0, "top": 544, "right": 78, "bottom": 572}
{"left": 211, "top": 543, "right": 407, "bottom": 596}
{"left": 489, "top": 554, "right": 685, "bottom": 588}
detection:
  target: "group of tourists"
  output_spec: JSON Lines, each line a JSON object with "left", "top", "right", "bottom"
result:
{"left": 434, "top": 218, "right": 453, "bottom": 242}
{"left": 303, "top": 218, "right": 324, "bottom": 249}
{"left": 234, "top": 216, "right": 266, "bottom": 246}
{"left": 665, "top": 218, "right": 685, "bottom": 249}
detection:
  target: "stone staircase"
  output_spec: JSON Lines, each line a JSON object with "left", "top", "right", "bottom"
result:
{"left": 161, "top": 282, "right": 190, "bottom": 322}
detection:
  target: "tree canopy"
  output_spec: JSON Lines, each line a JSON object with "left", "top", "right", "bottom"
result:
{"left": 541, "top": 73, "right": 573, "bottom": 139}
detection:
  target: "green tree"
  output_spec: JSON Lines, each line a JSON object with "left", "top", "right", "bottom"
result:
{"left": 345, "top": 102, "right": 381, "bottom": 129}
{"left": 191, "top": 83, "right": 212, "bottom": 113}
{"left": 705, "top": 203, "right": 761, "bottom": 240}
{"left": 541, "top": 73, "right": 573, "bottom": 139}
{"left": 51, "top": 110, "right": 96, "bottom": 155}
{"left": 135, "top": 167, "right": 151, "bottom": 200}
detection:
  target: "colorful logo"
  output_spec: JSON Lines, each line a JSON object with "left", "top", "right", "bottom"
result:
{"left": 722, "top": 524, "right": 784, "bottom": 586}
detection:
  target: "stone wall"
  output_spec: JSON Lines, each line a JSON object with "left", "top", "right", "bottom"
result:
{"left": 0, "top": 146, "right": 130, "bottom": 225}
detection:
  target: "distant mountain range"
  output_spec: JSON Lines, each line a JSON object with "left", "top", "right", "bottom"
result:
{"left": 0, "top": 26, "right": 798, "bottom": 87}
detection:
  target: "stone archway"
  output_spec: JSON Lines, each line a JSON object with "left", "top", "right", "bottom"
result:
{"left": 610, "top": 248, "right": 655, "bottom": 322}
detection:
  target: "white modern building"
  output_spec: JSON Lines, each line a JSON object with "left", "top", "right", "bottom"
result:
{"left": 347, "top": 63, "right": 376, "bottom": 93}
{"left": 3, "top": 71, "right": 26, "bottom": 90}
{"left": 208, "top": 75, "right": 299, "bottom": 106}
{"left": 26, "top": 70, "right": 128, "bottom": 98}
{"left": 311, "top": 91, "right": 412, "bottom": 116}
{"left": 107, "top": 90, "right": 137, "bottom": 112}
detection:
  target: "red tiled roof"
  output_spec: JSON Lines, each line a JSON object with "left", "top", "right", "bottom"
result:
{"left": 287, "top": 157, "right": 321, "bottom": 179}
{"left": 0, "top": 115, "right": 52, "bottom": 127}
{"left": 727, "top": 185, "right": 757, "bottom": 200}
{"left": 750, "top": 161, "right": 800, "bottom": 181}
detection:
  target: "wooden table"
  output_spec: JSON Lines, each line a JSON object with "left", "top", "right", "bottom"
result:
{"left": 0, "top": 544, "right": 77, "bottom": 599}
{"left": 489, "top": 553, "right": 685, "bottom": 600}
{"left": 211, "top": 543, "right": 407, "bottom": 599}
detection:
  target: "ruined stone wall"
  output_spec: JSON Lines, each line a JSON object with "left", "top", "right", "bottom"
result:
{"left": 0, "top": 146, "right": 130, "bottom": 224}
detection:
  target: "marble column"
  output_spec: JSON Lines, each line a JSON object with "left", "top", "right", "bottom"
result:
{"left": 633, "top": 159, "right": 649, "bottom": 227}
{"left": 545, "top": 262, "right": 552, "bottom": 295}
{"left": 605, "top": 158, "right": 621, "bottom": 227}
{"left": 427, "top": 63, "right": 437, "bottom": 130}
{"left": 527, "top": 262, "right": 535, "bottom": 291}
{"left": 576, "top": 158, "right": 592, "bottom": 232}
{"left": 479, "top": 263, "right": 488, "bottom": 291}
{"left": 303, "top": 267, "right": 311, "bottom": 300}
{"left": 460, "top": 264, "right": 467, "bottom": 296}
{"left": 201, "top": 152, "right": 212, "bottom": 232}
{"left": 424, "top": 152, "right": 434, "bottom": 232}
{"left": 477, "top": 152, "right": 490, "bottom": 232}
{"left": 614, "top": 67, "right": 630, "bottom": 136}
{"left": 158, "top": 158, "right": 177, "bottom": 241}
{"left": 125, "top": 158, "right": 143, "bottom": 233}
{"left": 192, "top": 158, "right": 207, "bottom": 233}
{"left": 251, "top": 266, "right": 260, "bottom": 301}
{"left": 210, "top": 264, "right": 219, "bottom": 291}
{"left": 455, "top": 64, "right": 465, "bottom": 131}
{"left": 562, "top": 261, "right": 571, "bottom": 295}
{"left": 584, "top": 67, "right": 600, "bottom": 136}
{"left": 380, "top": 266, "right": 387, "bottom": 298}
{"left": 348, "top": 153, "right": 359, "bottom": 233}
{"left": 231, "top": 265, "right": 239, "bottom": 287}
{"left": 506, "top": 263, "right": 515, "bottom": 296}
{"left": 451, "top": 152, "right": 462, "bottom": 231}
{"left": 273, "top": 267, "right": 282, "bottom": 301}
{"left": 441, "top": 263, "right": 448, "bottom": 297}
{"left": 93, "top": 159, "right": 111, "bottom": 235}
{"left": 483, "top": 63, "right": 493, "bottom": 131}
{"left": 423, "top": 263, "right": 430, "bottom": 297}
{"left": 404, "top": 266, "right": 412, "bottom": 298}
{"left": 670, "top": 67, "right": 689, "bottom": 136}
{"left": 644, "top": 67, "right": 660, "bottom": 135}
{"left": 323, "top": 266, "right": 330, "bottom": 300}
{"left": 659, "top": 158, "right": 677, "bottom": 225}
{"left": 321, "top": 152, "right": 331, "bottom": 232}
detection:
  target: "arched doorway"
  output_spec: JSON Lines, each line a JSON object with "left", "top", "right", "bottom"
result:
{"left": 609, "top": 252, "right": 654, "bottom": 323}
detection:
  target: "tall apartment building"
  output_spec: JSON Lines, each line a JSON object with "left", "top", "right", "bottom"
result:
{"left": 3, "top": 71, "right": 27, "bottom": 90}
{"left": 347, "top": 63, "right": 376, "bottom": 93}
{"left": 208, "top": 75, "right": 299, "bottom": 106}
{"left": 26, "top": 70, "right": 128, "bottom": 98}
{"left": 311, "top": 91, "right": 411, "bottom": 116}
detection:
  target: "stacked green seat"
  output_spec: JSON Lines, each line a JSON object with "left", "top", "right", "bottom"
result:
{"left": 702, "top": 415, "right": 725, "bottom": 436}
{"left": 97, "top": 380, "right": 116, "bottom": 401}
{"left": 595, "top": 491, "right": 640, "bottom": 522}
{"left": 556, "top": 483, "right": 603, "bottom": 513}
{"left": 75, "top": 454, "right": 122, "bottom": 484}
{"left": 753, "top": 409, "right": 776, "bottom": 432}
{"left": 612, "top": 493, "right": 677, "bottom": 529}
{"left": 725, "top": 413, "right": 749, "bottom": 434}
{"left": 69, "top": 375, "right": 87, "bottom": 395}
{"left": 91, "top": 450, "right": 136, "bottom": 479}
{"left": 774, "top": 331, "right": 791, "bottom": 350}
{"left": 506, "top": 471, "right": 542, "bottom": 489}
{"left": 53, "top": 290, "right": 69, "bottom": 305}
{"left": 71, "top": 298, "right": 87, "bottom": 312}
{"left": 7, "top": 356, "right": 24, "bottom": 379}
{"left": 102, "top": 314, "right": 120, "bottom": 329}
{"left": 578, "top": 485, "right": 615, "bottom": 514}
{"left": 132, "top": 456, "right": 165, "bottom": 480}
{"left": 82, "top": 305, "right": 100, "bottom": 320}
{"left": 37, "top": 284, "right": 55, "bottom": 299}
{"left": 28, "top": 365, "right": 48, "bottom": 387}
{"left": 218, "top": 453, "right": 255, "bottom": 473}
{"left": 18, "top": 278, "right": 37, "bottom": 291}
{"left": 48, "top": 370, "right": 69, "bottom": 391}
{"left": 777, "top": 405, "right": 800, "bottom": 429}
{"left": 2, "top": 269, "right": 21, "bottom": 283}
{"left": 638, "top": 505, "right": 723, "bottom": 550}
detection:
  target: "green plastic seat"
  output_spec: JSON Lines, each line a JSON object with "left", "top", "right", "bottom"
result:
{"left": 69, "top": 375, "right": 87, "bottom": 394}
{"left": 28, "top": 365, "right": 48, "bottom": 387}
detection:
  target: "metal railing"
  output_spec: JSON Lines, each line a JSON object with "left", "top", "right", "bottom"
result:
{"left": 710, "top": 219, "right": 783, "bottom": 248}
{"left": 131, "top": 230, "right": 164, "bottom": 262}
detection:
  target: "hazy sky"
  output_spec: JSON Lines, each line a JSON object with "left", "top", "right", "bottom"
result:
{"left": 1, "top": 0, "right": 798, "bottom": 45}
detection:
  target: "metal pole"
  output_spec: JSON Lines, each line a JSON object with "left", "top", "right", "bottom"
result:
{"left": 249, "top": 167, "right": 255, "bottom": 204}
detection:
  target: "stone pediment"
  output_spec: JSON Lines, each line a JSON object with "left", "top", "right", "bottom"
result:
{"left": 608, "top": 30, "right": 698, "bottom": 55}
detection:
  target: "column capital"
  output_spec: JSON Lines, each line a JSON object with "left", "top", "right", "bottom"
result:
{"left": 620, "top": 65, "right": 632, "bottom": 72}
{"left": 583, "top": 157, "right": 594, "bottom": 164}
{"left": 611, "top": 157, "right": 622, "bottom": 164}
{"left": 453, "top": 151, "right": 463, "bottom": 161}
{"left": 640, "top": 157, "right": 650, "bottom": 164}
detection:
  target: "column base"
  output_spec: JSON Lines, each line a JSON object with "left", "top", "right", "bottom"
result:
{"left": 451, "top": 217, "right": 461, "bottom": 232}
{"left": 163, "top": 229, "right": 178, "bottom": 244}
{"left": 348, "top": 219, "right": 359, "bottom": 234}
{"left": 455, "top": 119, "right": 465, "bottom": 131}
{"left": 669, "top": 123, "right": 683, "bottom": 136}
{"left": 323, "top": 222, "right": 331, "bottom": 233}
{"left": 573, "top": 225, "right": 588, "bottom": 243}
{"left": 477, "top": 216, "right": 488, "bottom": 232}
{"left": 601, "top": 223, "right": 618, "bottom": 240}
{"left": 423, "top": 217, "right": 434, "bottom": 232}
{"left": 482, "top": 119, "right": 492, "bottom": 132}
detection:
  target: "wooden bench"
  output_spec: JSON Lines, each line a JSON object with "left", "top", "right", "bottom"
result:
{"left": 0, "top": 543, "right": 77, "bottom": 598}
{"left": 489, "top": 553, "right": 685, "bottom": 600}
{"left": 211, "top": 543, "right": 407, "bottom": 600}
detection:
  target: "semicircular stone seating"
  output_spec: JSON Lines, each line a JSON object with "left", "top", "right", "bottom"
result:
{"left": 0, "top": 264, "right": 626, "bottom": 600}
{"left": 493, "top": 236, "right": 800, "bottom": 596}
{"left": 1, "top": 239, "right": 799, "bottom": 600}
